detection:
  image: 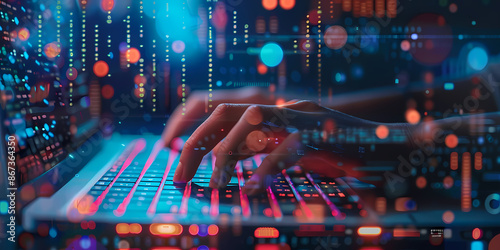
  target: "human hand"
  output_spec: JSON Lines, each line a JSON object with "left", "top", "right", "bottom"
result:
{"left": 171, "top": 100, "right": 388, "bottom": 194}
{"left": 161, "top": 86, "right": 274, "bottom": 149}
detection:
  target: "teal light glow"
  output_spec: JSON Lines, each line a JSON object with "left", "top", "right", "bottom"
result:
{"left": 259, "top": 43, "right": 284, "bottom": 67}
{"left": 467, "top": 47, "right": 488, "bottom": 71}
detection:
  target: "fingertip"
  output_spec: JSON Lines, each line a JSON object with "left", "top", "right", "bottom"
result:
{"left": 173, "top": 162, "right": 184, "bottom": 183}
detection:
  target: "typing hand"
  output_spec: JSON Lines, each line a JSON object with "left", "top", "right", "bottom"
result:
{"left": 161, "top": 87, "right": 273, "bottom": 149}
{"left": 171, "top": 100, "right": 388, "bottom": 194}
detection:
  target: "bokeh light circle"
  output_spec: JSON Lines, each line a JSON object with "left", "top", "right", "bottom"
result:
{"left": 485, "top": 193, "right": 500, "bottom": 215}
{"left": 18, "top": 28, "right": 30, "bottom": 41}
{"left": 449, "top": 3, "right": 458, "bottom": 13}
{"left": 172, "top": 40, "right": 186, "bottom": 54}
{"left": 467, "top": 47, "right": 488, "bottom": 71}
{"left": 472, "top": 228, "right": 482, "bottom": 240}
{"left": 443, "top": 176, "right": 454, "bottom": 189}
{"left": 262, "top": 0, "right": 278, "bottom": 10}
{"left": 259, "top": 42, "right": 284, "bottom": 67}
{"left": 405, "top": 109, "right": 421, "bottom": 124}
{"left": 489, "top": 233, "right": 500, "bottom": 250}
{"left": 324, "top": 26, "right": 348, "bottom": 50}
{"left": 416, "top": 176, "right": 427, "bottom": 189}
{"left": 442, "top": 210, "right": 454, "bottom": 224}
{"left": 375, "top": 125, "right": 389, "bottom": 139}
{"left": 211, "top": 2, "right": 228, "bottom": 30}
{"left": 44, "top": 42, "right": 61, "bottom": 59}
{"left": 80, "top": 96, "right": 90, "bottom": 108}
{"left": 246, "top": 130, "right": 268, "bottom": 152}
{"left": 400, "top": 40, "right": 411, "bottom": 51}
{"left": 66, "top": 67, "right": 78, "bottom": 81}
{"left": 134, "top": 75, "right": 147, "bottom": 85}
{"left": 101, "top": 0, "right": 115, "bottom": 12}
{"left": 257, "top": 63, "right": 268, "bottom": 74}
{"left": 126, "top": 48, "right": 141, "bottom": 64}
{"left": 407, "top": 14, "right": 453, "bottom": 65}
{"left": 279, "top": 0, "right": 295, "bottom": 10}
{"left": 93, "top": 61, "right": 109, "bottom": 77}
{"left": 445, "top": 134, "right": 459, "bottom": 148}
{"left": 100, "top": 85, "right": 112, "bottom": 99}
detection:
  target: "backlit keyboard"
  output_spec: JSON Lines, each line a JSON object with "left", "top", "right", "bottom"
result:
{"left": 83, "top": 138, "right": 364, "bottom": 221}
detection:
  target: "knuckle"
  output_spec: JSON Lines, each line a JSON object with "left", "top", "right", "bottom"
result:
{"left": 213, "top": 103, "right": 232, "bottom": 116}
{"left": 216, "top": 103, "right": 231, "bottom": 111}
{"left": 245, "top": 104, "right": 262, "bottom": 115}
{"left": 182, "top": 138, "right": 196, "bottom": 150}
{"left": 300, "top": 100, "right": 319, "bottom": 106}
{"left": 244, "top": 105, "right": 264, "bottom": 125}
{"left": 215, "top": 141, "right": 230, "bottom": 157}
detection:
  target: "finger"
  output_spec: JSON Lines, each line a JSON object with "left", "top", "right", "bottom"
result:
{"left": 174, "top": 104, "right": 250, "bottom": 183}
{"left": 282, "top": 100, "right": 323, "bottom": 112}
{"left": 210, "top": 105, "right": 266, "bottom": 188}
{"left": 162, "top": 87, "right": 272, "bottom": 147}
{"left": 243, "top": 132, "right": 302, "bottom": 195}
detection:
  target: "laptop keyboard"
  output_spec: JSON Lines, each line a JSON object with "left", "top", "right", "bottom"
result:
{"left": 83, "top": 138, "right": 364, "bottom": 221}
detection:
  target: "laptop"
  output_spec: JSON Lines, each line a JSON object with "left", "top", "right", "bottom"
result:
{"left": 2, "top": 0, "right": 500, "bottom": 250}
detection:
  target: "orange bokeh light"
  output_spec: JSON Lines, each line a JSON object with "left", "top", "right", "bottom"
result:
{"left": 445, "top": 134, "right": 459, "bottom": 148}
{"left": 324, "top": 26, "right": 348, "bottom": 50}
{"left": 126, "top": 48, "right": 141, "bottom": 64}
{"left": 279, "top": 0, "right": 295, "bottom": 10}
{"left": 275, "top": 98, "right": 286, "bottom": 107}
{"left": 254, "top": 227, "right": 279, "bottom": 238}
{"left": 188, "top": 225, "right": 199, "bottom": 235}
{"left": 472, "top": 228, "right": 482, "bottom": 240}
{"left": 416, "top": 176, "right": 427, "bottom": 189}
{"left": 262, "top": 0, "right": 278, "bottom": 10}
{"left": 44, "top": 42, "right": 61, "bottom": 59}
{"left": 442, "top": 210, "right": 454, "bottom": 224}
{"left": 18, "top": 28, "right": 30, "bottom": 41}
{"left": 101, "top": 84, "right": 114, "bottom": 99}
{"left": 443, "top": 176, "right": 454, "bottom": 189}
{"left": 257, "top": 63, "right": 268, "bottom": 74}
{"left": 129, "top": 223, "right": 142, "bottom": 234}
{"left": 134, "top": 74, "right": 147, "bottom": 85}
{"left": 93, "top": 61, "right": 109, "bottom": 77}
{"left": 150, "top": 223, "right": 183, "bottom": 236}
{"left": 405, "top": 109, "right": 421, "bottom": 124}
{"left": 375, "top": 125, "right": 389, "bottom": 139}
{"left": 116, "top": 223, "right": 130, "bottom": 234}
{"left": 101, "top": 0, "right": 115, "bottom": 12}
{"left": 208, "top": 224, "right": 219, "bottom": 235}
{"left": 400, "top": 40, "right": 410, "bottom": 51}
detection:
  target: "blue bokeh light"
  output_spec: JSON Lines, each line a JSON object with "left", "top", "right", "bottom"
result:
{"left": 471, "top": 241, "right": 483, "bottom": 250}
{"left": 155, "top": 0, "right": 198, "bottom": 43}
{"left": 467, "top": 47, "right": 488, "bottom": 71}
{"left": 259, "top": 42, "right": 284, "bottom": 67}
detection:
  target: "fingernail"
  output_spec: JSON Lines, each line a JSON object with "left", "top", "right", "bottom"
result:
{"left": 173, "top": 162, "right": 184, "bottom": 183}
